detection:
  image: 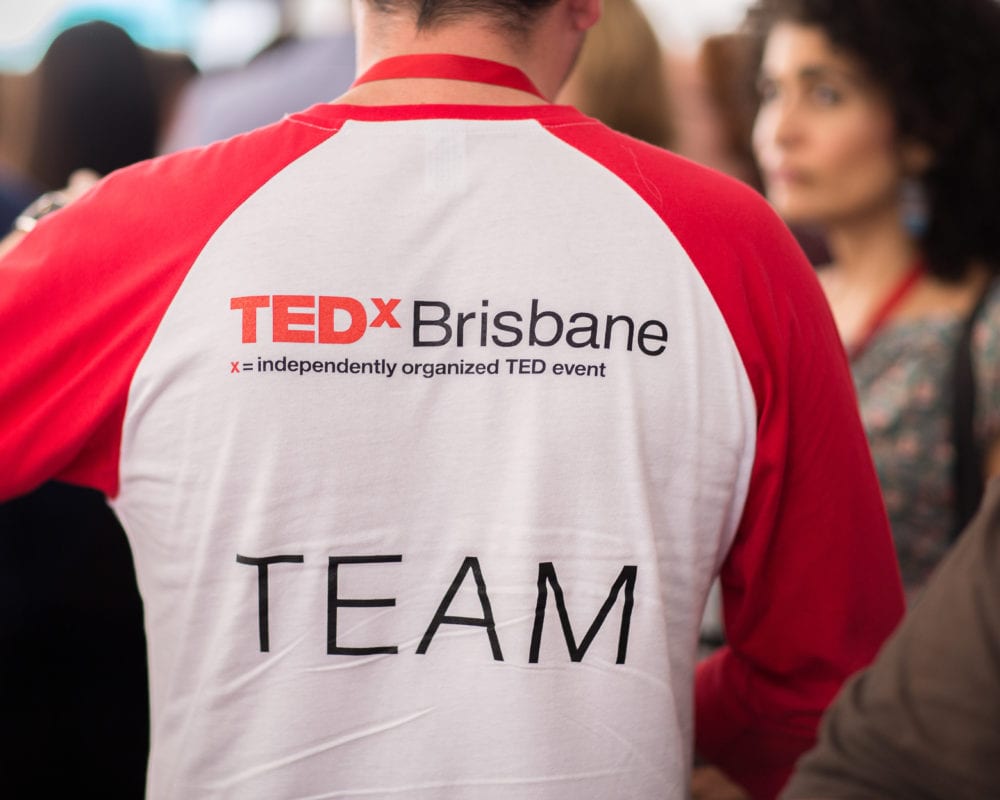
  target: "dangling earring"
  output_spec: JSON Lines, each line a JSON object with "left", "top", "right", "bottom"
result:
{"left": 899, "top": 177, "right": 929, "bottom": 238}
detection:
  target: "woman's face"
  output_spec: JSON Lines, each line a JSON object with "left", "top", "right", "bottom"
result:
{"left": 752, "top": 22, "right": 904, "bottom": 229}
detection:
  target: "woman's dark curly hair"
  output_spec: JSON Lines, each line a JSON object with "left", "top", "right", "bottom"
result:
{"left": 745, "top": 0, "right": 1000, "bottom": 281}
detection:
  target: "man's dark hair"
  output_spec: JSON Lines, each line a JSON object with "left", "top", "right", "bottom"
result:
{"left": 369, "top": 0, "right": 559, "bottom": 33}
{"left": 745, "top": 0, "right": 1000, "bottom": 281}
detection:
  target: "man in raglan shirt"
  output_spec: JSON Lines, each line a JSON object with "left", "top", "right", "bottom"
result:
{"left": 0, "top": 1, "right": 904, "bottom": 798}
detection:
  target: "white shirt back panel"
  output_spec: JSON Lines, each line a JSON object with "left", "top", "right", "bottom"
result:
{"left": 113, "top": 118, "right": 756, "bottom": 799}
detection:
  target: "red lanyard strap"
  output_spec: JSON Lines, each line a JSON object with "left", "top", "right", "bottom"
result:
{"left": 849, "top": 261, "right": 926, "bottom": 361}
{"left": 352, "top": 53, "right": 547, "bottom": 100}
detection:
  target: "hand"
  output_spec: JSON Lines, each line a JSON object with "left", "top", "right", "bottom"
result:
{"left": 63, "top": 168, "right": 101, "bottom": 201}
{"left": 691, "top": 765, "right": 751, "bottom": 800}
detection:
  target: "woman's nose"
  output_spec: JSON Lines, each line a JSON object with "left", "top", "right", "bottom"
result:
{"left": 769, "top": 98, "right": 805, "bottom": 149}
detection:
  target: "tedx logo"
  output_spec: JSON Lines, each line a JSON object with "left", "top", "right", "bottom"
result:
{"left": 230, "top": 295, "right": 401, "bottom": 344}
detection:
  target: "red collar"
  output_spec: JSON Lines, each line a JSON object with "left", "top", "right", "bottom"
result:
{"left": 352, "top": 54, "right": 546, "bottom": 100}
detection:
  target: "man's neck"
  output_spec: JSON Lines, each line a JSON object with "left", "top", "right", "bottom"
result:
{"left": 336, "top": 76, "right": 546, "bottom": 107}
{"left": 342, "top": 3, "right": 587, "bottom": 104}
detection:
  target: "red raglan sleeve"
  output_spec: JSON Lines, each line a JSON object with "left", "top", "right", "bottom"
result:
{"left": 0, "top": 120, "right": 338, "bottom": 502}
{"left": 0, "top": 173, "right": 170, "bottom": 501}
{"left": 680, "top": 181, "right": 905, "bottom": 798}
{"left": 543, "top": 122, "right": 905, "bottom": 799}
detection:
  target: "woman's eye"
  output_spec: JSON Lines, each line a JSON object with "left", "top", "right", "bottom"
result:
{"left": 812, "top": 84, "right": 842, "bottom": 105}
{"left": 756, "top": 78, "right": 778, "bottom": 102}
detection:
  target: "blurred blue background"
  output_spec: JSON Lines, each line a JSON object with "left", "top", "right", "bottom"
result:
{"left": 0, "top": 0, "right": 754, "bottom": 73}
{"left": 0, "top": 0, "right": 286, "bottom": 72}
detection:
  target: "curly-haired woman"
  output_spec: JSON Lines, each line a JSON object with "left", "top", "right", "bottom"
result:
{"left": 747, "top": 0, "right": 1000, "bottom": 603}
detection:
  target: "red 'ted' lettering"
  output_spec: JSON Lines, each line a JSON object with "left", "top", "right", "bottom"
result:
{"left": 231, "top": 294, "right": 386, "bottom": 344}
{"left": 230, "top": 296, "right": 270, "bottom": 343}
{"left": 273, "top": 295, "right": 315, "bottom": 343}
{"left": 371, "top": 298, "right": 401, "bottom": 328}
{"left": 318, "top": 296, "right": 367, "bottom": 344}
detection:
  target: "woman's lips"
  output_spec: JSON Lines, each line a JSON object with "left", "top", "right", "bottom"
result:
{"left": 766, "top": 167, "right": 811, "bottom": 186}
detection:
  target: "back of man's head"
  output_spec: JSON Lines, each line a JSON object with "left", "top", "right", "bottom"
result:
{"left": 366, "top": 0, "right": 559, "bottom": 31}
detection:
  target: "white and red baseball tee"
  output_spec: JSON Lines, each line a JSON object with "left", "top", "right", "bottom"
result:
{"left": 0, "top": 55, "right": 904, "bottom": 800}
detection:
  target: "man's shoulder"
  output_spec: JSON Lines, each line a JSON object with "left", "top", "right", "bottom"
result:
{"left": 540, "top": 114, "right": 778, "bottom": 237}
{"left": 94, "top": 114, "right": 339, "bottom": 220}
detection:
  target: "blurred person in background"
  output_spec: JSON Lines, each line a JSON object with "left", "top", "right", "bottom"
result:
{"left": 0, "top": 20, "right": 197, "bottom": 799}
{"left": 0, "top": 158, "right": 38, "bottom": 231}
{"left": 21, "top": 19, "right": 197, "bottom": 189}
{"left": 160, "top": 0, "right": 355, "bottom": 151}
{"left": 749, "top": 0, "right": 1000, "bottom": 603}
{"left": 144, "top": 43, "right": 201, "bottom": 154}
{"left": 691, "top": 31, "right": 761, "bottom": 191}
{"left": 29, "top": 21, "right": 162, "bottom": 191}
{"left": 781, "top": 473, "right": 1000, "bottom": 799}
{"left": 0, "top": 73, "right": 42, "bottom": 229}
{"left": 556, "top": 0, "right": 674, "bottom": 149}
